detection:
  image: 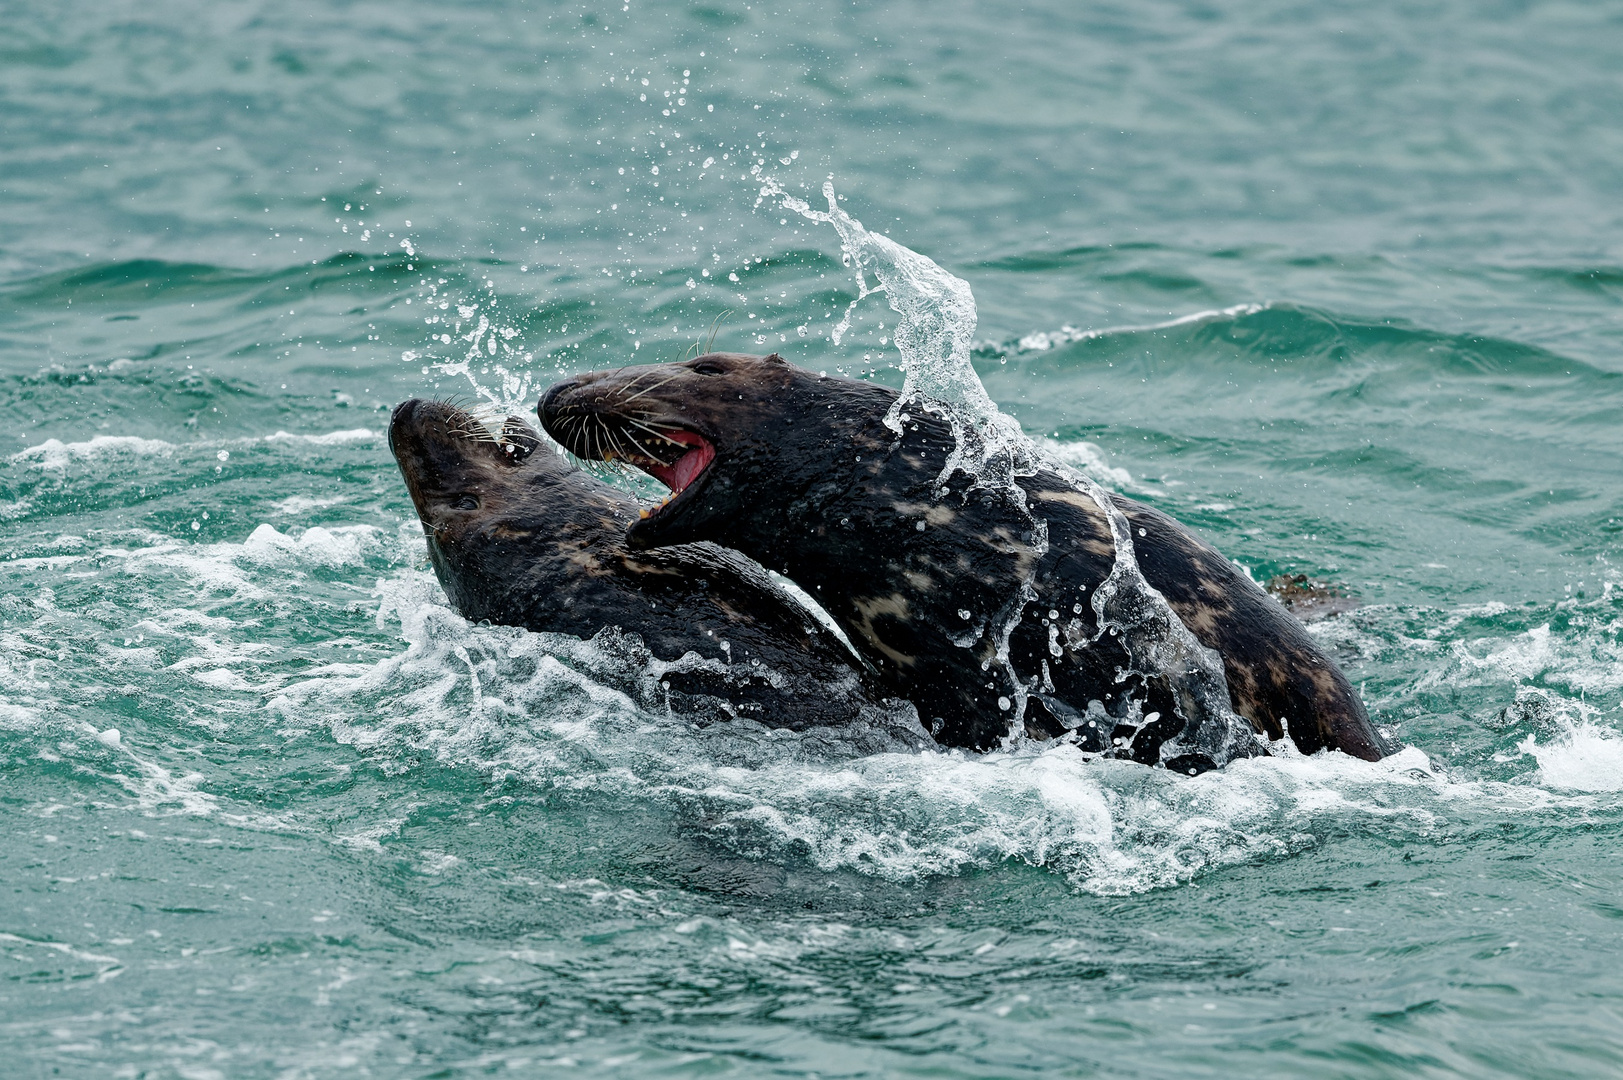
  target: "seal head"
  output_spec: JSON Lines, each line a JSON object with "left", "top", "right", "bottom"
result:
{"left": 538, "top": 352, "right": 886, "bottom": 553}
{"left": 389, "top": 397, "right": 897, "bottom": 732}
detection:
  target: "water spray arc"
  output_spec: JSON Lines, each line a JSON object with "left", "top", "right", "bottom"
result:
{"left": 757, "top": 176, "right": 1255, "bottom": 765}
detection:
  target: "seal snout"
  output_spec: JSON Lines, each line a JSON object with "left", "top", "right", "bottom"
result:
{"left": 538, "top": 379, "right": 574, "bottom": 424}
{"left": 390, "top": 398, "right": 419, "bottom": 427}
{"left": 388, "top": 398, "right": 424, "bottom": 454}
{"left": 537, "top": 366, "right": 720, "bottom": 532}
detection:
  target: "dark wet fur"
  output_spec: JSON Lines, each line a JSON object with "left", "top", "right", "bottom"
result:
{"left": 539, "top": 354, "right": 1393, "bottom": 762}
{"left": 388, "top": 399, "right": 895, "bottom": 731}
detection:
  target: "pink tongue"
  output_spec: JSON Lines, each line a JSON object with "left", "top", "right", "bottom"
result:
{"left": 645, "top": 431, "right": 714, "bottom": 493}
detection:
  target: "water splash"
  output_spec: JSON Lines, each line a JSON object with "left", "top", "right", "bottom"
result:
{"left": 757, "top": 177, "right": 1255, "bottom": 767}
{"left": 401, "top": 281, "right": 540, "bottom": 421}
{"left": 756, "top": 178, "right": 1029, "bottom": 482}
{"left": 261, "top": 569, "right": 1623, "bottom": 899}
{"left": 1081, "top": 484, "right": 1259, "bottom": 769}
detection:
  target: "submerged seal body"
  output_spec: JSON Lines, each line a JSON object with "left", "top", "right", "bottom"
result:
{"left": 388, "top": 398, "right": 889, "bottom": 730}
{"left": 538, "top": 353, "right": 1391, "bottom": 765}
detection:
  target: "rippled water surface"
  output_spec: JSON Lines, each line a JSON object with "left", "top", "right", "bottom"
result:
{"left": 4, "top": 2, "right": 1623, "bottom": 1077}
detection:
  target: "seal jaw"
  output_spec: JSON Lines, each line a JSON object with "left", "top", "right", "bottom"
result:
{"left": 630, "top": 428, "right": 715, "bottom": 534}
{"left": 624, "top": 434, "right": 718, "bottom": 549}
{"left": 538, "top": 370, "right": 729, "bottom": 537}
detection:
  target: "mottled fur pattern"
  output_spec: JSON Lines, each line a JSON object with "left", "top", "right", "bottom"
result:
{"left": 388, "top": 398, "right": 892, "bottom": 730}
{"left": 539, "top": 354, "right": 1392, "bottom": 762}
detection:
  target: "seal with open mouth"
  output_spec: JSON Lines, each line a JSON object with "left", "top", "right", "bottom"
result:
{"left": 388, "top": 398, "right": 897, "bottom": 732}
{"left": 538, "top": 353, "right": 1392, "bottom": 766}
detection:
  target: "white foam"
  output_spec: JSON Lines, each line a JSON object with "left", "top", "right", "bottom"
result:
{"left": 259, "top": 576, "right": 1611, "bottom": 895}
{"left": 184, "top": 667, "right": 263, "bottom": 693}
{"left": 0, "top": 933, "right": 121, "bottom": 979}
{"left": 10, "top": 435, "right": 175, "bottom": 470}
{"left": 336, "top": 818, "right": 406, "bottom": 853}
{"left": 1521, "top": 721, "right": 1623, "bottom": 791}
{"left": 270, "top": 494, "right": 350, "bottom": 515}
{"left": 980, "top": 303, "right": 1271, "bottom": 356}
{"left": 1425, "top": 622, "right": 1623, "bottom": 696}
{"left": 241, "top": 523, "right": 380, "bottom": 567}
{"left": 6, "top": 428, "right": 381, "bottom": 486}
{"left": 417, "top": 850, "right": 463, "bottom": 874}
{"left": 3, "top": 527, "right": 398, "bottom": 661}
{"left": 5, "top": 701, "right": 228, "bottom": 818}
{"left": 0, "top": 553, "right": 89, "bottom": 572}
{"left": 263, "top": 428, "right": 377, "bottom": 445}
{"left": 0, "top": 700, "right": 47, "bottom": 732}
{"left": 1037, "top": 437, "right": 1133, "bottom": 489}
{"left": 114, "top": 746, "right": 220, "bottom": 817}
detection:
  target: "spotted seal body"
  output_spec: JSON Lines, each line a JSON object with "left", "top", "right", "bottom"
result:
{"left": 538, "top": 353, "right": 1392, "bottom": 764}
{"left": 388, "top": 398, "right": 890, "bottom": 730}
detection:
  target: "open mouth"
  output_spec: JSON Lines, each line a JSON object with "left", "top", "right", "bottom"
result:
{"left": 619, "top": 428, "right": 715, "bottom": 519}
{"left": 539, "top": 389, "right": 716, "bottom": 522}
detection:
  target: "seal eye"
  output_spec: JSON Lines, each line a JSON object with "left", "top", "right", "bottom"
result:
{"left": 452, "top": 495, "right": 479, "bottom": 511}
{"left": 690, "top": 359, "right": 727, "bottom": 376}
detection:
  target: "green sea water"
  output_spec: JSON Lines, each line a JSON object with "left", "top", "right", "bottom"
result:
{"left": 4, "top": 1, "right": 1623, "bottom": 1076}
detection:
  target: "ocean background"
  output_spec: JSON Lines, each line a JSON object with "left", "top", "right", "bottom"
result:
{"left": 4, "top": 1, "right": 1623, "bottom": 1076}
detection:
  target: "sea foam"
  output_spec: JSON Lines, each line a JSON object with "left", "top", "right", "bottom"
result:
{"left": 256, "top": 571, "right": 1614, "bottom": 896}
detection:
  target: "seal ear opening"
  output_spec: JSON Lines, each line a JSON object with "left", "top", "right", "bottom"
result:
{"left": 763, "top": 353, "right": 787, "bottom": 365}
